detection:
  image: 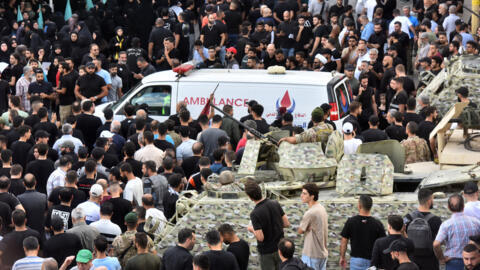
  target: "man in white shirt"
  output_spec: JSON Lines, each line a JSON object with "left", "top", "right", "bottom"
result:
{"left": 134, "top": 131, "right": 164, "bottom": 170}
{"left": 388, "top": 9, "right": 415, "bottom": 37}
{"left": 120, "top": 163, "right": 143, "bottom": 206}
{"left": 176, "top": 126, "right": 197, "bottom": 164}
{"left": 46, "top": 156, "right": 72, "bottom": 197}
{"left": 443, "top": 5, "right": 460, "bottom": 41}
{"left": 89, "top": 201, "right": 121, "bottom": 244}
{"left": 77, "top": 184, "right": 103, "bottom": 224}
{"left": 142, "top": 194, "right": 167, "bottom": 236}
{"left": 343, "top": 122, "right": 362, "bottom": 154}
{"left": 52, "top": 123, "right": 84, "bottom": 154}
{"left": 464, "top": 181, "right": 480, "bottom": 220}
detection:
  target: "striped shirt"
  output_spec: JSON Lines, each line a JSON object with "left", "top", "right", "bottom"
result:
{"left": 12, "top": 256, "right": 45, "bottom": 270}
{"left": 435, "top": 212, "right": 480, "bottom": 258}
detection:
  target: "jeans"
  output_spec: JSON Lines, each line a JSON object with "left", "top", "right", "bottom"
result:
{"left": 350, "top": 257, "right": 371, "bottom": 270}
{"left": 302, "top": 255, "right": 327, "bottom": 270}
{"left": 219, "top": 46, "right": 226, "bottom": 65}
{"left": 281, "top": 47, "right": 295, "bottom": 57}
{"left": 446, "top": 258, "right": 464, "bottom": 270}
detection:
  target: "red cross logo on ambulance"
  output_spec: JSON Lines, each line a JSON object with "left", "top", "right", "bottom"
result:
{"left": 276, "top": 90, "right": 295, "bottom": 113}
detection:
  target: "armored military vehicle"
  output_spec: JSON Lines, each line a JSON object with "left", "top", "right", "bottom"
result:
{"left": 154, "top": 63, "right": 480, "bottom": 268}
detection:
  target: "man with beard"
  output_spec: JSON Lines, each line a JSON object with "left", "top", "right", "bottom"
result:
{"left": 225, "top": 47, "right": 240, "bottom": 69}
{"left": 379, "top": 55, "right": 395, "bottom": 103}
{"left": 74, "top": 62, "right": 108, "bottom": 105}
{"left": 368, "top": 22, "right": 387, "bottom": 60}
{"left": 463, "top": 244, "right": 480, "bottom": 270}
{"left": 430, "top": 56, "right": 443, "bottom": 75}
{"left": 28, "top": 69, "right": 55, "bottom": 110}
{"left": 57, "top": 62, "right": 78, "bottom": 123}
{"left": 355, "top": 73, "right": 377, "bottom": 131}
{"left": 162, "top": 228, "right": 196, "bottom": 269}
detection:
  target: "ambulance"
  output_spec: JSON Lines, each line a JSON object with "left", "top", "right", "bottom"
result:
{"left": 95, "top": 66, "right": 353, "bottom": 128}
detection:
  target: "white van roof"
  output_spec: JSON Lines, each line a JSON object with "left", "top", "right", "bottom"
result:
{"left": 141, "top": 69, "right": 336, "bottom": 86}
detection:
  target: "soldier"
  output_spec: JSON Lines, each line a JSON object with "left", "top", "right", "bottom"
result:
{"left": 401, "top": 121, "right": 431, "bottom": 164}
{"left": 278, "top": 107, "right": 333, "bottom": 150}
{"left": 111, "top": 212, "right": 155, "bottom": 267}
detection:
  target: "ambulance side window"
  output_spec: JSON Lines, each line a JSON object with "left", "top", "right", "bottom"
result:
{"left": 130, "top": 85, "right": 172, "bottom": 116}
{"left": 334, "top": 82, "right": 351, "bottom": 119}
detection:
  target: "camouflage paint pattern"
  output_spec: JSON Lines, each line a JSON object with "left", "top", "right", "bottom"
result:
{"left": 277, "top": 142, "right": 337, "bottom": 182}
{"left": 238, "top": 140, "right": 261, "bottom": 175}
{"left": 336, "top": 154, "right": 394, "bottom": 195}
{"left": 157, "top": 194, "right": 451, "bottom": 269}
{"left": 325, "top": 130, "right": 344, "bottom": 162}
{"left": 419, "top": 55, "right": 480, "bottom": 117}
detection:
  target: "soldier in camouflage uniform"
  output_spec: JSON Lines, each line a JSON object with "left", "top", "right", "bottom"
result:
{"left": 278, "top": 107, "right": 333, "bottom": 150}
{"left": 401, "top": 121, "right": 431, "bottom": 164}
{"left": 111, "top": 212, "right": 156, "bottom": 267}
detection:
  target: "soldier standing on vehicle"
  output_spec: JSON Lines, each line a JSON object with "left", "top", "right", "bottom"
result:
{"left": 278, "top": 107, "right": 333, "bottom": 150}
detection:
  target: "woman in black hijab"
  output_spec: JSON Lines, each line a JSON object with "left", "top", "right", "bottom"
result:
{"left": 0, "top": 42, "right": 10, "bottom": 63}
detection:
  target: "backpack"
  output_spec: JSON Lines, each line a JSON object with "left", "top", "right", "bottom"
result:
{"left": 406, "top": 211, "right": 434, "bottom": 251}
{"left": 143, "top": 177, "right": 158, "bottom": 203}
{"left": 284, "top": 258, "right": 315, "bottom": 270}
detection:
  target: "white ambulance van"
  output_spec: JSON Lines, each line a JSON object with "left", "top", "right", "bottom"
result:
{"left": 95, "top": 68, "right": 353, "bottom": 128}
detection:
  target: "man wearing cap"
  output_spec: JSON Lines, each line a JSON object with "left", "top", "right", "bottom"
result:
{"left": 345, "top": 64, "right": 359, "bottom": 94}
{"left": 76, "top": 184, "right": 103, "bottom": 224}
{"left": 342, "top": 122, "right": 362, "bottom": 155}
{"left": 383, "top": 239, "right": 420, "bottom": 270}
{"left": 112, "top": 212, "right": 155, "bottom": 267}
{"left": 64, "top": 249, "right": 94, "bottom": 270}
{"left": 456, "top": 87, "right": 478, "bottom": 108}
{"left": 434, "top": 194, "right": 480, "bottom": 269}
{"left": 464, "top": 181, "right": 480, "bottom": 220}
{"left": 226, "top": 47, "right": 240, "bottom": 69}
{"left": 53, "top": 123, "right": 84, "bottom": 154}
{"left": 278, "top": 107, "right": 333, "bottom": 151}
{"left": 74, "top": 62, "right": 108, "bottom": 105}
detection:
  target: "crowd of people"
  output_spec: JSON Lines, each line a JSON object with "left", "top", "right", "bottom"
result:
{"left": 0, "top": 0, "right": 477, "bottom": 270}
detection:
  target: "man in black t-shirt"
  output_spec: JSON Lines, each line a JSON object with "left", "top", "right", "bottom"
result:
{"left": 200, "top": 14, "right": 227, "bottom": 50}
{"left": 0, "top": 209, "right": 42, "bottom": 268}
{"left": 340, "top": 194, "right": 386, "bottom": 269}
{"left": 162, "top": 228, "right": 195, "bottom": 269}
{"left": 74, "top": 62, "right": 108, "bottom": 105}
{"left": 362, "top": 115, "right": 388, "bottom": 143}
{"left": 389, "top": 77, "right": 408, "bottom": 113}
{"left": 219, "top": 223, "right": 250, "bottom": 270}
{"left": 174, "top": 13, "right": 191, "bottom": 63}
{"left": 57, "top": 62, "right": 78, "bottom": 123}
{"left": 10, "top": 125, "right": 33, "bottom": 170}
{"left": 356, "top": 73, "right": 377, "bottom": 131}
{"left": 157, "top": 37, "right": 179, "bottom": 71}
{"left": 25, "top": 143, "right": 55, "bottom": 195}
{"left": 76, "top": 101, "right": 103, "bottom": 151}
{"left": 386, "top": 111, "right": 407, "bottom": 142}
{"left": 246, "top": 179, "right": 289, "bottom": 270}
{"left": 17, "top": 174, "right": 46, "bottom": 236}
{"left": 403, "top": 98, "right": 423, "bottom": 126}
{"left": 418, "top": 106, "right": 438, "bottom": 159}
{"left": 277, "top": 11, "right": 297, "bottom": 57}
{"left": 28, "top": 69, "right": 55, "bottom": 110}
{"left": 48, "top": 170, "right": 86, "bottom": 209}
{"left": 403, "top": 188, "right": 441, "bottom": 270}
{"left": 106, "top": 183, "right": 132, "bottom": 232}
{"left": 456, "top": 87, "right": 478, "bottom": 109}
{"left": 148, "top": 18, "right": 174, "bottom": 64}
{"left": 202, "top": 230, "right": 240, "bottom": 270}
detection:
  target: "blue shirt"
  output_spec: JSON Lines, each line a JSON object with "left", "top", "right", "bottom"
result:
{"left": 193, "top": 47, "right": 209, "bottom": 63}
{"left": 92, "top": 257, "right": 121, "bottom": 270}
{"left": 210, "top": 163, "right": 224, "bottom": 174}
{"left": 361, "top": 22, "right": 375, "bottom": 41}
{"left": 461, "top": 32, "right": 475, "bottom": 48}
{"left": 408, "top": 16, "right": 419, "bottom": 38}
